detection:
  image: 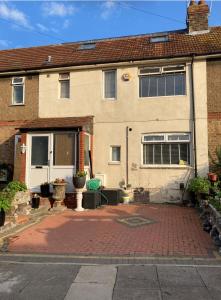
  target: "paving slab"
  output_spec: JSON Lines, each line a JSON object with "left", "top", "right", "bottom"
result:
{"left": 74, "top": 265, "right": 116, "bottom": 285}
{"left": 64, "top": 282, "right": 113, "bottom": 300}
{"left": 197, "top": 266, "right": 221, "bottom": 290}
{"left": 161, "top": 287, "right": 211, "bottom": 300}
{"left": 157, "top": 266, "right": 203, "bottom": 287}
{"left": 0, "top": 262, "right": 79, "bottom": 300}
{"left": 113, "top": 288, "right": 162, "bottom": 300}
{"left": 115, "top": 265, "right": 159, "bottom": 289}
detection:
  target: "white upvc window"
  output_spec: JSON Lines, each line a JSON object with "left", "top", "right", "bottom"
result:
{"left": 12, "top": 77, "right": 24, "bottom": 105}
{"left": 110, "top": 146, "right": 121, "bottom": 163}
{"left": 142, "top": 133, "right": 191, "bottom": 166}
{"left": 104, "top": 70, "right": 116, "bottom": 99}
{"left": 139, "top": 65, "right": 186, "bottom": 97}
{"left": 59, "top": 73, "right": 70, "bottom": 99}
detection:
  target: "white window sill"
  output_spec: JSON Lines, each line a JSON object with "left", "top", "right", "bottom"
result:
{"left": 103, "top": 98, "right": 117, "bottom": 101}
{"left": 108, "top": 161, "right": 121, "bottom": 165}
{"left": 140, "top": 165, "right": 193, "bottom": 169}
{"left": 59, "top": 98, "right": 71, "bottom": 100}
{"left": 139, "top": 95, "right": 186, "bottom": 100}
{"left": 10, "top": 103, "right": 25, "bottom": 106}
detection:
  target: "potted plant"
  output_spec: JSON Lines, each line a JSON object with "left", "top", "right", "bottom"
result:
{"left": 122, "top": 184, "right": 132, "bottom": 204}
{"left": 188, "top": 177, "right": 211, "bottom": 205}
{"left": 52, "top": 178, "right": 67, "bottom": 203}
{"left": 0, "top": 189, "right": 13, "bottom": 226}
{"left": 208, "top": 172, "right": 218, "bottom": 182}
{"left": 40, "top": 182, "right": 50, "bottom": 197}
{"left": 73, "top": 170, "right": 87, "bottom": 189}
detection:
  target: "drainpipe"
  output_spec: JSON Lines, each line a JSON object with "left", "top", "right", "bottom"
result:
{"left": 191, "top": 55, "right": 198, "bottom": 177}
{"left": 126, "top": 126, "right": 132, "bottom": 187}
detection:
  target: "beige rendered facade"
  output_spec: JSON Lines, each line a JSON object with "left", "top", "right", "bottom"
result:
{"left": 37, "top": 59, "right": 209, "bottom": 202}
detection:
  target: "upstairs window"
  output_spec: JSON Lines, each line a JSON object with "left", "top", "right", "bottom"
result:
{"left": 104, "top": 70, "right": 116, "bottom": 99}
{"left": 142, "top": 133, "right": 190, "bottom": 166}
{"left": 12, "top": 77, "right": 24, "bottom": 105}
{"left": 139, "top": 65, "right": 186, "bottom": 98}
{"left": 59, "top": 73, "right": 70, "bottom": 99}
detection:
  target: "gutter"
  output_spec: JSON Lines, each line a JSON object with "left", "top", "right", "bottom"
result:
{"left": 190, "top": 56, "right": 198, "bottom": 177}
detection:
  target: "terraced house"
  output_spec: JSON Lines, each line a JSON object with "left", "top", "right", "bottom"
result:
{"left": 0, "top": 0, "right": 221, "bottom": 202}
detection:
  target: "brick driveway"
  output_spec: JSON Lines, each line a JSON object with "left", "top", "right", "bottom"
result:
{"left": 8, "top": 204, "right": 215, "bottom": 257}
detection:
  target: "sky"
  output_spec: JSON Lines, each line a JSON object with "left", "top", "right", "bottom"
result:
{"left": 0, "top": 0, "right": 221, "bottom": 50}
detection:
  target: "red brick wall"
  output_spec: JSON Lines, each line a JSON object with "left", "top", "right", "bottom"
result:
{"left": 207, "top": 60, "right": 221, "bottom": 167}
{"left": 19, "top": 133, "right": 27, "bottom": 183}
{"left": 0, "top": 121, "right": 24, "bottom": 165}
{"left": 79, "top": 131, "right": 84, "bottom": 171}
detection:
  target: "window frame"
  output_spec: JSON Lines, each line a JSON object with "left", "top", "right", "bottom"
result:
{"left": 59, "top": 73, "right": 70, "bottom": 99}
{"left": 141, "top": 133, "right": 191, "bottom": 167}
{"left": 103, "top": 69, "right": 117, "bottom": 100}
{"left": 138, "top": 65, "right": 186, "bottom": 98}
{"left": 109, "top": 145, "right": 121, "bottom": 164}
{"left": 12, "top": 77, "right": 25, "bottom": 105}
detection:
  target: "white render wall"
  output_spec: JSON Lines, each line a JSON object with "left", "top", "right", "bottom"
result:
{"left": 38, "top": 61, "right": 208, "bottom": 202}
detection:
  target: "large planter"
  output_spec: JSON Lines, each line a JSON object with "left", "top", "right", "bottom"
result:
{"left": 40, "top": 184, "right": 50, "bottom": 197}
{"left": 52, "top": 183, "right": 67, "bottom": 201}
{"left": 0, "top": 209, "right": 5, "bottom": 227}
{"left": 73, "top": 176, "right": 86, "bottom": 189}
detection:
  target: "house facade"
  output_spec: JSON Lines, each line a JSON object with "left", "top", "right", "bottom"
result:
{"left": 0, "top": 0, "right": 221, "bottom": 202}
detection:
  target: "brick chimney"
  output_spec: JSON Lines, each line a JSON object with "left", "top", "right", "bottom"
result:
{"left": 187, "top": 0, "right": 209, "bottom": 34}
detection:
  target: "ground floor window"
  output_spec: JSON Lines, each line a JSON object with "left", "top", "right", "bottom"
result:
{"left": 142, "top": 133, "right": 190, "bottom": 165}
{"left": 110, "top": 146, "right": 121, "bottom": 163}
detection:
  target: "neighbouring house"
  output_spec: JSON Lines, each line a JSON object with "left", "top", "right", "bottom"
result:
{"left": 207, "top": 59, "right": 221, "bottom": 165}
{"left": 0, "top": 0, "right": 221, "bottom": 202}
{"left": 0, "top": 73, "right": 39, "bottom": 182}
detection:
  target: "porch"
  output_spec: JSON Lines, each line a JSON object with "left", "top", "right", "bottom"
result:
{"left": 16, "top": 116, "right": 93, "bottom": 192}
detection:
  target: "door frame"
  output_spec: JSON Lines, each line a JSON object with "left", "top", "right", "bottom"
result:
{"left": 26, "top": 131, "right": 78, "bottom": 191}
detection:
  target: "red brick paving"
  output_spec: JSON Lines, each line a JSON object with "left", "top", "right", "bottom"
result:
{"left": 8, "top": 204, "right": 216, "bottom": 257}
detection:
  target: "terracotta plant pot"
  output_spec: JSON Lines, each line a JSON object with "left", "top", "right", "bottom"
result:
{"left": 73, "top": 176, "right": 86, "bottom": 189}
{"left": 208, "top": 173, "right": 218, "bottom": 182}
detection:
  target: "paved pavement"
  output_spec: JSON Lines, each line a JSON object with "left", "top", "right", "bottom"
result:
{"left": 0, "top": 258, "right": 221, "bottom": 300}
{"left": 7, "top": 204, "right": 216, "bottom": 257}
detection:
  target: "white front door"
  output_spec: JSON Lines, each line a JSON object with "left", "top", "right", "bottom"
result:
{"left": 29, "top": 134, "right": 50, "bottom": 192}
{"left": 28, "top": 132, "right": 77, "bottom": 192}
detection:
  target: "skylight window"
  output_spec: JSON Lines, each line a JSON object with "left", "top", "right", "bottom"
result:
{"left": 150, "top": 36, "right": 169, "bottom": 43}
{"left": 78, "top": 43, "right": 96, "bottom": 50}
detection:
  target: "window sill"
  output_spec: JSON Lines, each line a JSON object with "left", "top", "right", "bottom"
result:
{"left": 108, "top": 161, "right": 121, "bottom": 165}
{"left": 10, "top": 104, "right": 25, "bottom": 106}
{"left": 140, "top": 165, "right": 193, "bottom": 169}
{"left": 103, "top": 98, "right": 117, "bottom": 101}
{"left": 139, "top": 95, "right": 186, "bottom": 100}
{"left": 59, "top": 98, "right": 71, "bottom": 100}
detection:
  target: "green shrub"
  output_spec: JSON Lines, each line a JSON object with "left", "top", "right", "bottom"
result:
{"left": 6, "top": 181, "right": 27, "bottom": 192}
{"left": 188, "top": 177, "right": 211, "bottom": 194}
{"left": 74, "top": 170, "right": 87, "bottom": 177}
{"left": 0, "top": 181, "right": 27, "bottom": 212}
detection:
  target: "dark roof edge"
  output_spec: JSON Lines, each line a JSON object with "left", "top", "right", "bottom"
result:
{"left": 1, "top": 51, "right": 221, "bottom": 74}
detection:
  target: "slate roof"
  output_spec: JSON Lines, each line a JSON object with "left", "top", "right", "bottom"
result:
{"left": 1, "top": 27, "right": 221, "bottom": 73}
